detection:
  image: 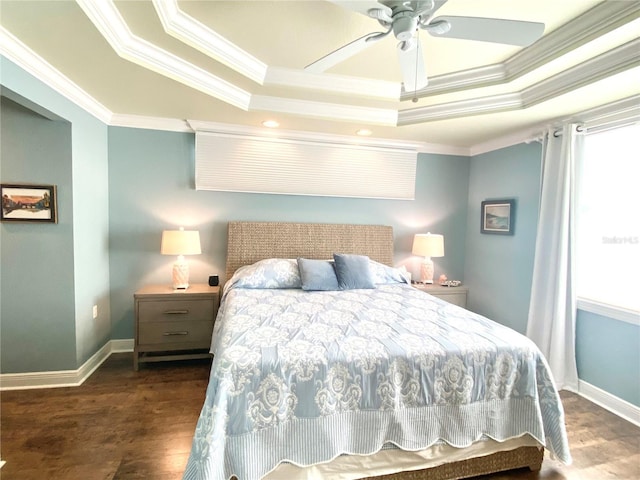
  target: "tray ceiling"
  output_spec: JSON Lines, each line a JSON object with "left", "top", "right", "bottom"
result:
{"left": 1, "top": 0, "right": 638, "bottom": 153}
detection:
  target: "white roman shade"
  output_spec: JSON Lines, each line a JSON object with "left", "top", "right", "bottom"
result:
{"left": 194, "top": 131, "right": 417, "bottom": 200}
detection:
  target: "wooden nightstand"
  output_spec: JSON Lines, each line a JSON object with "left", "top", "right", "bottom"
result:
{"left": 412, "top": 283, "right": 468, "bottom": 308}
{"left": 133, "top": 284, "right": 220, "bottom": 370}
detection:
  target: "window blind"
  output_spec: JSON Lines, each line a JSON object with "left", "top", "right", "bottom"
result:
{"left": 195, "top": 131, "right": 416, "bottom": 200}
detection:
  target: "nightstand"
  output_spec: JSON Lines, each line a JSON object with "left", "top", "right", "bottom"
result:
{"left": 413, "top": 283, "right": 468, "bottom": 308}
{"left": 133, "top": 284, "right": 220, "bottom": 370}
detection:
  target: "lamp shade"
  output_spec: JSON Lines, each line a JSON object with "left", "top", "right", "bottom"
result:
{"left": 161, "top": 228, "right": 201, "bottom": 256}
{"left": 412, "top": 233, "right": 444, "bottom": 258}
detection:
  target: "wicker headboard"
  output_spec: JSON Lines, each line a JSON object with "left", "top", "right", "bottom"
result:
{"left": 226, "top": 221, "right": 394, "bottom": 279}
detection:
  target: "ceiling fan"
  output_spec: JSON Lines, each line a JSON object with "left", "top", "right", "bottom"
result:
{"left": 305, "top": 0, "right": 545, "bottom": 94}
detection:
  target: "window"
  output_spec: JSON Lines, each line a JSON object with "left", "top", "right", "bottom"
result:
{"left": 576, "top": 123, "right": 640, "bottom": 318}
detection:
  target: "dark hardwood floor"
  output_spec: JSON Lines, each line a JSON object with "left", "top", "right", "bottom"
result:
{"left": 1, "top": 353, "right": 638, "bottom": 479}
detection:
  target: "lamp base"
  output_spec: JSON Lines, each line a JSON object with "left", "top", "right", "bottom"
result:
{"left": 172, "top": 262, "right": 190, "bottom": 290}
{"left": 420, "top": 257, "right": 434, "bottom": 284}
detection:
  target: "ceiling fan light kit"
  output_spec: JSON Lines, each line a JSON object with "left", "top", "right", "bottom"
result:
{"left": 310, "top": 0, "right": 545, "bottom": 94}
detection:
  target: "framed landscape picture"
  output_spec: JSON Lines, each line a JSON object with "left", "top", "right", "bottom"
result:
{"left": 481, "top": 199, "right": 515, "bottom": 235}
{"left": 1, "top": 184, "right": 58, "bottom": 223}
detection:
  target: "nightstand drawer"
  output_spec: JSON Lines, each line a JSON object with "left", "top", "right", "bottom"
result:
{"left": 133, "top": 284, "right": 220, "bottom": 370}
{"left": 138, "top": 320, "right": 213, "bottom": 346}
{"left": 137, "top": 299, "right": 214, "bottom": 323}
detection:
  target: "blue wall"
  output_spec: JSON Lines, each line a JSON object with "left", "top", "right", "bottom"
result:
{"left": 0, "top": 96, "right": 76, "bottom": 372}
{"left": 2, "top": 56, "right": 638, "bottom": 410}
{"left": 467, "top": 142, "right": 640, "bottom": 408}
{"left": 1, "top": 57, "right": 110, "bottom": 373}
{"left": 465, "top": 143, "right": 542, "bottom": 334}
{"left": 107, "top": 126, "right": 470, "bottom": 339}
{"left": 576, "top": 310, "right": 640, "bottom": 406}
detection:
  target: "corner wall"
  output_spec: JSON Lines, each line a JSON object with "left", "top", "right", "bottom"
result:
{"left": 466, "top": 141, "right": 640, "bottom": 409}
{"left": 0, "top": 96, "right": 76, "bottom": 372}
{"left": 0, "top": 57, "right": 110, "bottom": 373}
{"left": 464, "top": 142, "right": 541, "bottom": 334}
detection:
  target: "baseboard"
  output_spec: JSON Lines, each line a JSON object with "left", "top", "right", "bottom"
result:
{"left": 110, "top": 338, "right": 134, "bottom": 352}
{"left": 577, "top": 380, "right": 640, "bottom": 427}
{"left": 0, "top": 339, "right": 134, "bottom": 391}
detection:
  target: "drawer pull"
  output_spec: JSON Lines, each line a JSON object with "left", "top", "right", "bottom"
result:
{"left": 164, "top": 309, "right": 189, "bottom": 315}
{"left": 163, "top": 331, "right": 189, "bottom": 336}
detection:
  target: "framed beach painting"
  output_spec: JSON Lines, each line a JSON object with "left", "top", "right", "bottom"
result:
{"left": 481, "top": 199, "right": 515, "bottom": 235}
{"left": 1, "top": 184, "right": 58, "bottom": 223}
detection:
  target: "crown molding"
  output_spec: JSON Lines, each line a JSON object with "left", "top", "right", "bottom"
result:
{"left": 399, "top": 39, "right": 639, "bottom": 126}
{"left": 470, "top": 94, "right": 640, "bottom": 156}
{"left": 1, "top": 3, "right": 636, "bottom": 157}
{"left": 416, "top": 143, "right": 470, "bottom": 156}
{"left": 265, "top": 67, "right": 400, "bottom": 100}
{"left": 571, "top": 94, "right": 640, "bottom": 130}
{"left": 399, "top": 93, "right": 523, "bottom": 125}
{"left": 409, "top": 64, "right": 506, "bottom": 97}
{"left": 110, "top": 114, "right": 192, "bottom": 132}
{"left": 470, "top": 127, "right": 543, "bottom": 157}
{"left": 0, "top": 26, "right": 112, "bottom": 123}
{"left": 520, "top": 38, "right": 640, "bottom": 108}
{"left": 402, "top": 0, "right": 640, "bottom": 100}
{"left": 250, "top": 95, "right": 399, "bottom": 125}
{"left": 76, "top": 0, "right": 251, "bottom": 110}
{"left": 506, "top": 1, "right": 640, "bottom": 80}
{"left": 153, "top": 0, "right": 401, "bottom": 99}
{"left": 188, "top": 119, "right": 421, "bottom": 150}
{"left": 152, "top": 0, "right": 267, "bottom": 84}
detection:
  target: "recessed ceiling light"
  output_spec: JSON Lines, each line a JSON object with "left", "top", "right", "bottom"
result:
{"left": 356, "top": 129, "right": 372, "bottom": 136}
{"left": 262, "top": 120, "right": 280, "bottom": 128}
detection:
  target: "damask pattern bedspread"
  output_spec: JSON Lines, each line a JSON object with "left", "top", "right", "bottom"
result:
{"left": 183, "top": 260, "right": 571, "bottom": 480}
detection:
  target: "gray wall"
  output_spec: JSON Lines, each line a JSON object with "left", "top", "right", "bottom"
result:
{"left": 107, "top": 126, "right": 471, "bottom": 339}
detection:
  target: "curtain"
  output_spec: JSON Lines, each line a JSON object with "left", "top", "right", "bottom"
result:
{"left": 526, "top": 123, "right": 582, "bottom": 391}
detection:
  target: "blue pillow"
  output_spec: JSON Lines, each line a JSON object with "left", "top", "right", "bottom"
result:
{"left": 297, "top": 258, "right": 340, "bottom": 291}
{"left": 333, "top": 253, "right": 376, "bottom": 290}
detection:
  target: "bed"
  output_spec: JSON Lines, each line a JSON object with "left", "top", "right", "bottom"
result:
{"left": 183, "top": 221, "right": 571, "bottom": 480}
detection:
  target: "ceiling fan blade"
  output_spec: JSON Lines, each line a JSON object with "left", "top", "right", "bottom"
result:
{"left": 305, "top": 31, "right": 385, "bottom": 73}
{"left": 327, "top": 1, "right": 392, "bottom": 21}
{"left": 427, "top": 16, "right": 545, "bottom": 46}
{"left": 397, "top": 40, "right": 428, "bottom": 92}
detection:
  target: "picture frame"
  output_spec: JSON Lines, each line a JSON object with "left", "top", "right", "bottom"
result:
{"left": 1, "top": 183, "right": 58, "bottom": 223}
{"left": 481, "top": 199, "right": 515, "bottom": 235}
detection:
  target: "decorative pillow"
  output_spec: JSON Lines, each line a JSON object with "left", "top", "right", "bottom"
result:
{"left": 297, "top": 258, "right": 340, "bottom": 291}
{"left": 229, "top": 258, "right": 302, "bottom": 289}
{"left": 369, "top": 260, "right": 410, "bottom": 285}
{"left": 333, "top": 253, "right": 376, "bottom": 290}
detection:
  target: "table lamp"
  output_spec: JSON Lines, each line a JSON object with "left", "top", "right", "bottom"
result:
{"left": 412, "top": 233, "right": 444, "bottom": 284}
{"left": 161, "top": 227, "right": 201, "bottom": 289}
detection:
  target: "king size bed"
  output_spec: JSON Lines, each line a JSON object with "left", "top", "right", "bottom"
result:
{"left": 183, "top": 221, "right": 571, "bottom": 480}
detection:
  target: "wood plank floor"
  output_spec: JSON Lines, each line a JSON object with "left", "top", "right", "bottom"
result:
{"left": 1, "top": 353, "right": 638, "bottom": 479}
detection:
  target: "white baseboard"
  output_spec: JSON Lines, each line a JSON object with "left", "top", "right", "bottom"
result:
{"left": 577, "top": 380, "right": 640, "bottom": 427}
{"left": 0, "top": 339, "right": 134, "bottom": 391}
{"left": 110, "top": 338, "right": 134, "bottom": 352}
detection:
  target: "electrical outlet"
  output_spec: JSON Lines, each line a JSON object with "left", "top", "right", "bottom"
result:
{"left": 92, "top": 305, "right": 98, "bottom": 319}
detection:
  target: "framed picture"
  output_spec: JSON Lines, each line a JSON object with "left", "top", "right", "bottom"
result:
{"left": 481, "top": 199, "right": 515, "bottom": 235}
{"left": 1, "top": 184, "right": 58, "bottom": 223}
